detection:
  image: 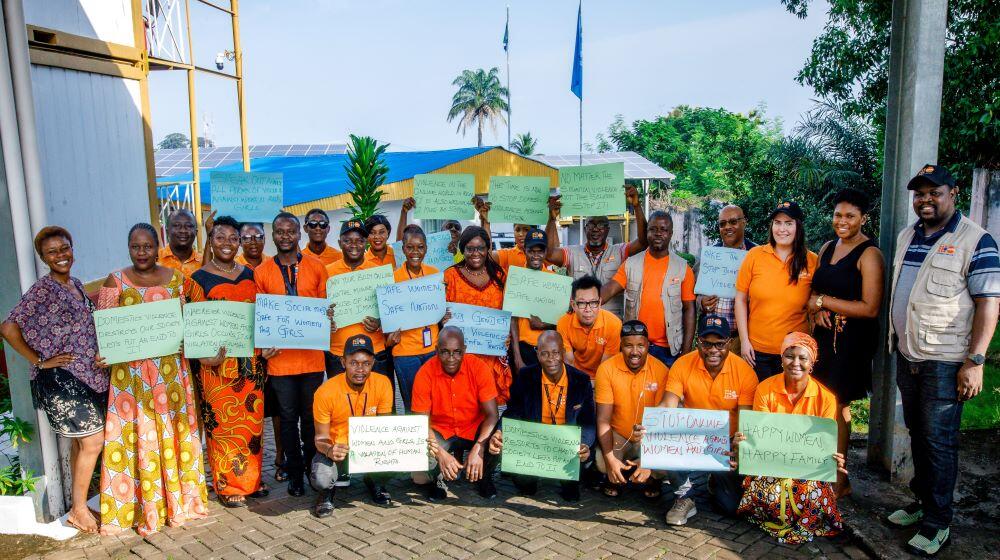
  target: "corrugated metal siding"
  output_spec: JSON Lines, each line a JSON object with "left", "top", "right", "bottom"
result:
{"left": 23, "top": 0, "right": 134, "bottom": 47}
{"left": 285, "top": 147, "right": 559, "bottom": 215}
{"left": 31, "top": 66, "right": 149, "bottom": 282}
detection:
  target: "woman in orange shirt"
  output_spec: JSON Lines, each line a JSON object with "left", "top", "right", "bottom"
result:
{"left": 734, "top": 201, "right": 819, "bottom": 379}
{"left": 443, "top": 226, "right": 513, "bottom": 404}
{"left": 732, "top": 333, "right": 845, "bottom": 544}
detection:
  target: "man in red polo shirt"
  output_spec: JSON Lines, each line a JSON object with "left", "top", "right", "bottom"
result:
{"left": 410, "top": 327, "right": 500, "bottom": 500}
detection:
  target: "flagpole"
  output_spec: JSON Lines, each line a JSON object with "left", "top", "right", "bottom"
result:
{"left": 506, "top": 5, "right": 511, "bottom": 150}
{"left": 578, "top": 1, "right": 583, "bottom": 166}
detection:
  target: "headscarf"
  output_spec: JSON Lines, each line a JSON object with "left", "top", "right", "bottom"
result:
{"left": 780, "top": 331, "right": 818, "bottom": 362}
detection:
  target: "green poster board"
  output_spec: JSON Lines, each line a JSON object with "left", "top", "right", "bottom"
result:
{"left": 502, "top": 266, "right": 573, "bottom": 325}
{"left": 182, "top": 301, "right": 255, "bottom": 359}
{"left": 488, "top": 176, "right": 551, "bottom": 225}
{"left": 500, "top": 419, "right": 581, "bottom": 481}
{"left": 413, "top": 173, "right": 476, "bottom": 220}
{"left": 738, "top": 410, "right": 838, "bottom": 482}
{"left": 326, "top": 265, "right": 395, "bottom": 327}
{"left": 94, "top": 298, "right": 184, "bottom": 364}
{"left": 558, "top": 162, "right": 625, "bottom": 217}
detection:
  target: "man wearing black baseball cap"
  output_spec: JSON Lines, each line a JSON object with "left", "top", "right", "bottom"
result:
{"left": 511, "top": 228, "right": 563, "bottom": 372}
{"left": 639, "top": 314, "right": 758, "bottom": 525}
{"left": 887, "top": 164, "right": 999, "bottom": 555}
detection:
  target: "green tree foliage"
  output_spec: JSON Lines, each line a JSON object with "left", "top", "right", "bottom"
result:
{"left": 157, "top": 132, "right": 190, "bottom": 150}
{"left": 344, "top": 134, "right": 389, "bottom": 222}
{"left": 511, "top": 132, "right": 537, "bottom": 155}
{"left": 781, "top": 0, "right": 1000, "bottom": 183}
{"left": 447, "top": 68, "right": 510, "bottom": 147}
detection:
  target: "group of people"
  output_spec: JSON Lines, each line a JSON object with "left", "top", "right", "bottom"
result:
{"left": 2, "top": 164, "right": 996, "bottom": 555}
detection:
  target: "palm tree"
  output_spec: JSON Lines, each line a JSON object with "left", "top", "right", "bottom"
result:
{"left": 447, "top": 68, "right": 509, "bottom": 147}
{"left": 344, "top": 134, "right": 389, "bottom": 222}
{"left": 510, "top": 132, "right": 537, "bottom": 155}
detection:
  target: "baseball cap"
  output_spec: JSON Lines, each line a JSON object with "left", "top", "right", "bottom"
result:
{"left": 343, "top": 334, "right": 375, "bottom": 357}
{"left": 767, "top": 200, "right": 805, "bottom": 222}
{"left": 906, "top": 164, "right": 956, "bottom": 190}
{"left": 340, "top": 219, "right": 367, "bottom": 237}
{"left": 524, "top": 228, "right": 547, "bottom": 249}
{"left": 698, "top": 314, "right": 731, "bottom": 338}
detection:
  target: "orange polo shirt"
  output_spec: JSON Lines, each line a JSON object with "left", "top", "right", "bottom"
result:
{"left": 326, "top": 259, "right": 387, "bottom": 355}
{"left": 365, "top": 246, "right": 397, "bottom": 268}
{"left": 594, "top": 353, "right": 669, "bottom": 439}
{"left": 313, "top": 372, "right": 394, "bottom": 444}
{"left": 612, "top": 253, "right": 695, "bottom": 346}
{"left": 664, "top": 350, "right": 758, "bottom": 433}
{"left": 391, "top": 264, "right": 440, "bottom": 357}
{"left": 305, "top": 244, "right": 343, "bottom": 267}
{"left": 557, "top": 309, "right": 622, "bottom": 378}
{"left": 753, "top": 374, "right": 837, "bottom": 420}
{"left": 236, "top": 252, "right": 270, "bottom": 270}
{"left": 411, "top": 354, "right": 498, "bottom": 440}
{"left": 540, "top": 369, "right": 569, "bottom": 425}
{"left": 158, "top": 247, "right": 202, "bottom": 277}
{"left": 496, "top": 247, "right": 527, "bottom": 272}
{"left": 735, "top": 245, "right": 818, "bottom": 355}
{"left": 254, "top": 254, "right": 329, "bottom": 375}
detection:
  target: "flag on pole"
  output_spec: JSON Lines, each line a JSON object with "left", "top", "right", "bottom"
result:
{"left": 570, "top": 1, "right": 583, "bottom": 100}
{"left": 503, "top": 8, "right": 509, "bottom": 52}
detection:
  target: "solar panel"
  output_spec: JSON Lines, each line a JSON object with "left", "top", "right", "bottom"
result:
{"left": 154, "top": 144, "right": 348, "bottom": 177}
{"left": 529, "top": 151, "right": 674, "bottom": 181}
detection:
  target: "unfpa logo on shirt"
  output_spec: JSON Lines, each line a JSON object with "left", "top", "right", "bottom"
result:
{"left": 937, "top": 245, "right": 956, "bottom": 255}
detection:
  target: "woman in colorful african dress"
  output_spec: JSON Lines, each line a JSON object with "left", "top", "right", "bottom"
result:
{"left": 96, "top": 223, "right": 208, "bottom": 536}
{"left": 443, "top": 226, "right": 512, "bottom": 404}
{"left": 732, "top": 332, "right": 845, "bottom": 544}
{"left": 189, "top": 216, "right": 273, "bottom": 507}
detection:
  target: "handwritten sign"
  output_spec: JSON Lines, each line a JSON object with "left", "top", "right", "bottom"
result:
{"left": 326, "top": 265, "right": 394, "bottom": 327}
{"left": 500, "top": 419, "right": 581, "bottom": 481}
{"left": 445, "top": 303, "right": 511, "bottom": 356}
{"left": 694, "top": 247, "right": 748, "bottom": 299}
{"left": 640, "top": 408, "right": 730, "bottom": 472}
{"left": 502, "top": 266, "right": 572, "bottom": 325}
{"left": 253, "top": 294, "right": 330, "bottom": 350}
{"left": 389, "top": 230, "right": 455, "bottom": 273}
{"left": 348, "top": 415, "right": 429, "bottom": 473}
{"left": 558, "top": 162, "right": 625, "bottom": 217}
{"left": 182, "top": 301, "right": 255, "bottom": 359}
{"left": 738, "top": 410, "right": 837, "bottom": 482}
{"left": 413, "top": 174, "right": 475, "bottom": 220}
{"left": 488, "top": 176, "right": 551, "bottom": 225}
{"left": 210, "top": 171, "right": 283, "bottom": 222}
{"left": 376, "top": 273, "right": 446, "bottom": 333}
{"left": 94, "top": 299, "right": 183, "bottom": 364}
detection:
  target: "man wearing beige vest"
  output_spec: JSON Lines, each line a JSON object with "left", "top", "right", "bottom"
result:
{"left": 886, "top": 164, "right": 999, "bottom": 557}
{"left": 600, "top": 211, "right": 696, "bottom": 366}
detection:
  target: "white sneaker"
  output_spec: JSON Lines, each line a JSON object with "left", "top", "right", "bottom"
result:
{"left": 665, "top": 497, "right": 697, "bottom": 526}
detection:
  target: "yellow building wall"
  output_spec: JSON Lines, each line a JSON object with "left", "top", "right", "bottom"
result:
{"left": 284, "top": 147, "right": 559, "bottom": 216}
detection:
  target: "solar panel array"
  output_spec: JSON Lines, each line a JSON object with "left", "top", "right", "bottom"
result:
{"left": 530, "top": 151, "right": 674, "bottom": 181}
{"left": 155, "top": 144, "right": 347, "bottom": 177}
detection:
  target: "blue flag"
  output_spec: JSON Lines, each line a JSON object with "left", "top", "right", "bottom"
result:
{"left": 503, "top": 8, "right": 509, "bottom": 52}
{"left": 570, "top": 2, "right": 582, "bottom": 100}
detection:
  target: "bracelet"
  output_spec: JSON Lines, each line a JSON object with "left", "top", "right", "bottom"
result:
{"left": 815, "top": 294, "right": 825, "bottom": 310}
{"left": 35, "top": 356, "right": 44, "bottom": 367}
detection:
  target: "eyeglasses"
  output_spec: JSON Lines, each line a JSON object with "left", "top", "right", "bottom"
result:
{"left": 697, "top": 338, "right": 730, "bottom": 350}
{"left": 718, "top": 218, "right": 745, "bottom": 228}
{"left": 241, "top": 234, "right": 265, "bottom": 242}
{"left": 464, "top": 245, "right": 487, "bottom": 254}
{"left": 305, "top": 221, "right": 329, "bottom": 229}
{"left": 438, "top": 349, "right": 464, "bottom": 359}
{"left": 573, "top": 300, "right": 601, "bottom": 310}
{"left": 621, "top": 323, "right": 648, "bottom": 336}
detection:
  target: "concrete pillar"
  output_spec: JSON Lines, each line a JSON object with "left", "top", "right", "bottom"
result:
{"left": 969, "top": 168, "right": 1000, "bottom": 233}
{"left": 868, "top": 0, "right": 949, "bottom": 481}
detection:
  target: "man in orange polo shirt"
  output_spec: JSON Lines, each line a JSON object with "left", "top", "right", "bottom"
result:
{"left": 601, "top": 211, "right": 696, "bottom": 367}
{"left": 255, "top": 211, "right": 331, "bottom": 497}
{"left": 594, "top": 320, "right": 669, "bottom": 497}
{"left": 511, "top": 228, "right": 565, "bottom": 371}
{"left": 303, "top": 208, "right": 343, "bottom": 266}
{"left": 411, "top": 327, "right": 500, "bottom": 501}
{"left": 326, "top": 219, "right": 390, "bottom": 377}
{"left": 645, "top": 314, "right": 758, "bottom": 525}
{"left": 558, "top": 275, "right": 622, "bottom": 379}
{"left": 159, "top": 209, "right": 202, "bottom": 276}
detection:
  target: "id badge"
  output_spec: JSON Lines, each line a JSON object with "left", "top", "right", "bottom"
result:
{"left": 422, "top": 327, "right": 432, "bottom": 348}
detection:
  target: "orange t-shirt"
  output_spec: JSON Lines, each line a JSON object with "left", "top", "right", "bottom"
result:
{"left": 411, "top": 354, "right": 498, "bottom": 440}
{"left": 236, "top": 252, "right": 270, "bottom": 270}
{"left": 254, "top": 254, "right": 329, "bottom": 375}
{"left": 391, "top": 264, "right": 440, "bottom": 357}
{"left": 305, "top": 244, "right": 343, "bottom": 267}
{"left": 313, "top": 373, "right": 394, "bottom": 444}
{"left": 735, "top": 245, "right": 819, "bottom": 355}
{"left": 540, "top": 368, "right": 569, "bottom": 425}
{"left": 557, "top": 309, "right": 622, "bottom": 378}
{"left": 365, "top": 246, "right": 397, "bottom": 268}
{"left": 752, "top": 373, "right": 837, "bottom": 420}
{"left": 612, "top": 253, "right": 695, "bottom": 346}
{"left": 496, "top": 247, "right": 527, "bottom": 272}
{"left": 326, "top": 259, "right": 387, "bottom": 355}
{"left": 664, "top": 350, "right": 758, "bottom": 433}
{"left": 158, "top": 247, "right": 202, "bottom": 277}
{"left": 594, "top": 353, "right": 669, "bottom": 438}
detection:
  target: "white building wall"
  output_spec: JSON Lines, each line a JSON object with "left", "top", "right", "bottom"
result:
{"left": 23, "top": 0, "right": 134, "bottom": 46}
{"left": 30, "top": 66, "right": 149, "bottom": 282}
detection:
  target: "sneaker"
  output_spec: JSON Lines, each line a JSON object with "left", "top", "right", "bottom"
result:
{"left": 907, "top": 527, "right": 950, "bottom": 556}
{"left": 887, "top": 502, "right": 924, "bottom": 527}
{"left": 665, "top": 497, "right": 698, "bottom": 526}
{"left": 312, "top": 489, "right": 335, "bottom": 518}
{"left": 333, "top": 473, "right": 351, "bottom": 488}
{"left": 423, "top": 479, "right": 448, "bottom": 502}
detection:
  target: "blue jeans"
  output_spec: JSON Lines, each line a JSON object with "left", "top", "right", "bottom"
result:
{"left": 393, "top": 352, "right": 436, "bottom": 413}
{"left": 648, "top": 344, "right": 679, "bottom": 367}
{"left": 895, "top": 353, "right": 964, "bottom": 530}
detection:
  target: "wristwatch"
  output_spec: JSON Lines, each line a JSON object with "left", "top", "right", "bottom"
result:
{"left": 967, "top": 353, "right": 986, "bottom": 366}
{"left": 815, "top": 295, "right": 825, "bottom": 310}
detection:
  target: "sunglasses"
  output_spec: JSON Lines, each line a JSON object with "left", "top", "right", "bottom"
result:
{"left": 621, "top": 323, "right": 648, "bottom": 336}
{"left": 718, "top": 218, "right": 744, "bottom": 228}
{"left": 305, "top": 221, "right": 329, "bottom": 229}
{"left": 241, "top": 234, "right": 265, "bottom": 242}
{"left": 444, "top": 223, "right": 461, "bottom": 232}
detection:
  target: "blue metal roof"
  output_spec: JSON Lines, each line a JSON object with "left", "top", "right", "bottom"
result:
{"left": 158, "top": 146, "right": 494, "bottom": 206}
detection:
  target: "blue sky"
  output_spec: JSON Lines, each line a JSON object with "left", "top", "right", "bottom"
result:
{"left": 149, "top": 0, "right": 827, "bottom": 154}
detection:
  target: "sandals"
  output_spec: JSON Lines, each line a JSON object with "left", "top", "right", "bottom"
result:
{"left": 219, "top": 495, "right": 247, "bottom": 508}
{"left": 602, "top": 483, "right": 623, "bottom": 498}
{"left": 251, "top": 483, "right": 270, "bottom": 498}
{"left": 274, "top": 463, "right": 289, "bottom": 482}
{"left": 642, "top": 479, "right": 663, "bottom": 501}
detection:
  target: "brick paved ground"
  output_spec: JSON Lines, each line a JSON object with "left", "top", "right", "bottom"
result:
{"left": 27, "top": 424, "right": 871, "bottom": 560}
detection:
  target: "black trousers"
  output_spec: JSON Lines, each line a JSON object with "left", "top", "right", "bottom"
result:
{"left": 752, "top": 352, "right": 783, "bottom": 380}
{"left": 270, "top": 372, "right": 325, "bottom": 478}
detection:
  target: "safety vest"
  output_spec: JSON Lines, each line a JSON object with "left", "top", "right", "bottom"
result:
{"left": 622, "top": 250, "right": 687, "bottom": 354}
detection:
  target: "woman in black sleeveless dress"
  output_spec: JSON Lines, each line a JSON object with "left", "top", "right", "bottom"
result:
{"left": 809, "top": 189, "right": 885, "bottom": 497}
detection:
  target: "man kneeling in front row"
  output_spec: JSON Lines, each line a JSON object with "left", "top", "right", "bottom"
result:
{"left": 489, "top": 331, "right": 596, "bottom": 502}
{"left": 311, "top": 335, "right": 436, "bottom": 517}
